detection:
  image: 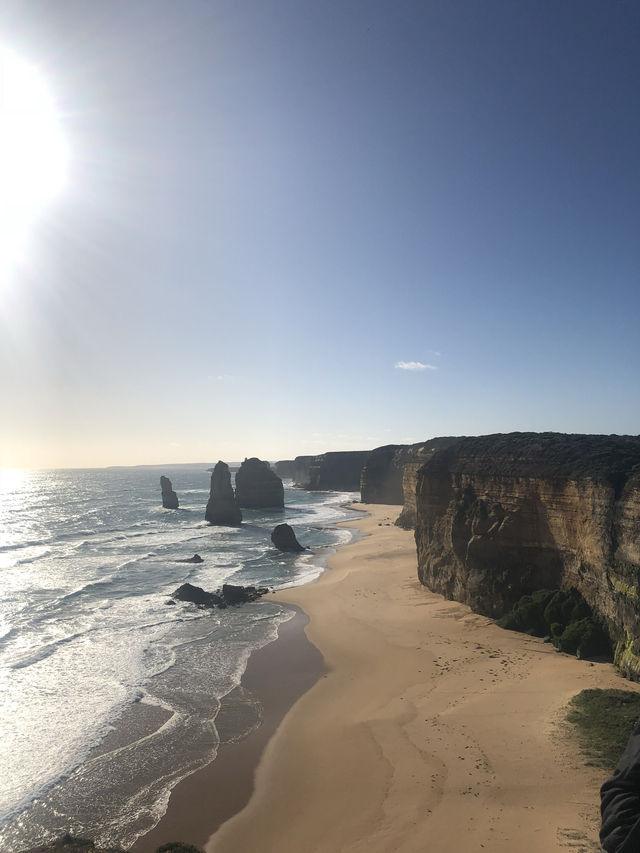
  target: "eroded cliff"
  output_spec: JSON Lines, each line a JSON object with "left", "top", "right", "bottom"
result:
{"left": 414, "top": 433, "right": 640, "bottom": 677}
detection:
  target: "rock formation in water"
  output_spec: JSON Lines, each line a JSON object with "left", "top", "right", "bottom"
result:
{"left": 176, "top": 554, "right": 203, "bottom": 563}
{"left": 271, "top": 523, "right": 305, "bottom": 552}
{"left": 413, "top": 432, "right": 640, "bottom": 678}
{"left": 204, "top": 461, "right": 242, "bottom": 526}
{"left": 235, "top": 457, "right": 284, "bottom": 508}
{"left": 173, "top": 582, "right": 223, "bottom": 608}
{"left": 160, "top": 475, "right": 179, "bottom": 509}
{"left": 172, "top": 581, "right": 268, "bottom": 608}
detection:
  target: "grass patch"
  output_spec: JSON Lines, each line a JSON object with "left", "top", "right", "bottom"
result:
{"left": 566, "top": 689, "right": 640, "bottom": 770}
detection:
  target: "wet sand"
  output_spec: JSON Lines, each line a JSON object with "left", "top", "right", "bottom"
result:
{"left": 131, "top": 606, "right": 323, "bottom": 852}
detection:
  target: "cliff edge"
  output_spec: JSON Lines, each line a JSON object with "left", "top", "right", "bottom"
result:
{"left": 414, "top": 432, "right": 640, "bottom": 678}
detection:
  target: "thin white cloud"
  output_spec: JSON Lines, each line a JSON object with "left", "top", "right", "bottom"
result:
{"left": 394, "top": 361, "right": 437, "bottom": 371}
{"left": 428, "top": 350, "right": 442, "bottom": 358}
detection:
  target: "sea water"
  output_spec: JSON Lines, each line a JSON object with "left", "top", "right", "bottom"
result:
{"left": 0, "top": 464, "right": 360, "bottom": 850}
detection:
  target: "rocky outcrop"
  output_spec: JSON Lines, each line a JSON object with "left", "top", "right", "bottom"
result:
{"left": 160, "top": 475, "right": 179, "bottom": 509}
{"left": 172, "top": 582, "right": 268, "bottom": 608}
{"left": 176, "top": 554, "right": 203, "bottom": 563}
{"left": 413, "top": 432, "right": 640, "bottom": 678}
{"left": 204, "top": 461, "right": 242, "bottom": 526}
{"left": 235, "top": 457, "right": 284, "bottom": 508}
{"left": 304, "top": 450, "right": 371, "bottom": 491}
{"left": 271, "top": 523, "right": 305, "bottom": 552}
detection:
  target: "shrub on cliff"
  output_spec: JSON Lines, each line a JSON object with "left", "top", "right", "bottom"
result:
{"left": 498, "top": 587, "right": 611, "bottom": 659}
{"left": 496, "top": 588, "right": 556, "bottom": 635}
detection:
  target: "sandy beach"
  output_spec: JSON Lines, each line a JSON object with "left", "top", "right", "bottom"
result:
{"left": 203, "top": 503, "right": 638, "bottom": 853}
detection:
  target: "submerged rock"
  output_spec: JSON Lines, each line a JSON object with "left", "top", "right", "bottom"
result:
{"left": 160, "top": 475, "right": 179, "bottom": 509}
{"left": 204, "top": 461, "right": 242, "bottom": 526}
{"left": 235, "top": 457, "right": 284, "bottom": 508}
{"left": 176, "top": 554, "right": 203, "bottom": 564}
{"left": 271, "top": 523, "right": 305, "bottom": 552}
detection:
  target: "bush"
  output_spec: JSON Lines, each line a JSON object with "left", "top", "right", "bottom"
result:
{"left": 497, "top": 587, "right": 611, "bottom": 660}
{"left": 156, "top": 844, "right": 203, "bottom": 853}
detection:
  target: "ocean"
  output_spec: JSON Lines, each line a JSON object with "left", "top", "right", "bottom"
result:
{"left": 0, "top": 464, "right": 360, "bottom": 851}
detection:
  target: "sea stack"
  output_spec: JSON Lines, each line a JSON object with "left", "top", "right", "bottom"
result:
{"left": 160, "top": 475, "right": 179, "bottom": 509}
{"left": 205, "top": 461, "right": 242, "bottom": 526}
{"left": 271, "top": 523, "right": 305, "bottom": 552}
{"left": 235, "top": 457, "right": 285, "bottom": 508}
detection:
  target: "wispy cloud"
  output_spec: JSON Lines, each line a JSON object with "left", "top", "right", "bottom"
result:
{"left": 428, "top": 350, "right": 442, "bottom": 358}
{"left": 394, "top": 361, "right": 437, "bottom": 371}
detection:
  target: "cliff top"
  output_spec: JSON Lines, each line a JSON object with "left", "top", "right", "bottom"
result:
{"left": 422, "top": 432, "right": 640, "bottom": 494}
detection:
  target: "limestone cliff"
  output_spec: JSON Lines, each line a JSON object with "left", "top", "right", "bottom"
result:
{"left": 414, "top": 433, "right": 640, "bottom": 677}
{"left": 360, "top": 445, "right": 407, "bottom": 504}
{"left": 235, "top": 457, "right": 284, "bottom": 508}
{"left": 305, "top": 450, "right": 371, "bottom": 491}
{"left": 395, "top": 438, "right": 461, "bottom": 527}
{"left": 274, "top": 460, "right": 296, "bottom": 479}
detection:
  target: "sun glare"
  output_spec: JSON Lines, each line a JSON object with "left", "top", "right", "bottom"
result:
{"left": 0, "top": 45, "right": 68, "bottom": 282}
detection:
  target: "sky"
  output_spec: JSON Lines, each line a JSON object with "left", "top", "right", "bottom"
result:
{"left": 0, "top": 0, "right": 638, "bottom": 469}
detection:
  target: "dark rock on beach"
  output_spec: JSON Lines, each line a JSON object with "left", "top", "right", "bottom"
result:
{"left": 160, "top": 475, "right": 179, "bottom": 509}
{"left": 235, "top": 457, "right": 284, "bottom": 508}
{"left": 271, "top": 523, "right": 305, "bottom": 552}
{"left": 205, "top": 461, "right": 242, "bottom": 526}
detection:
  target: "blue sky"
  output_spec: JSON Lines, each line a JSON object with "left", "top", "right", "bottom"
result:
{"left": 0, "top": 0, "right": 638, "bottom": 468}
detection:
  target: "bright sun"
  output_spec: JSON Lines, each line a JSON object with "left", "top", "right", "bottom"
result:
{"left": 0, "top": 45, "right": 68, "bottom": 280}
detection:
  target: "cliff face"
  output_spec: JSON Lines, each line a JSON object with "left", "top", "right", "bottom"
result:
{"left": 393, "top": 437, "right": 461, "bottom": 527}
{"left": 414, "top": 433, "right": 640, "bottom": 677}
{"left": 360, "top": 445, "right": 407, "bottom": 504}
{"left": 274, "top": 459, "right": 296, "bottom": 479}
{"left": 235, "top": 457, "right": 284, "bottom": 508}
{"left": 305, "top": 450, "right": 371, "bottom": 491}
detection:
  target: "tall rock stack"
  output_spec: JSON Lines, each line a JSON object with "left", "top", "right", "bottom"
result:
{"left": 160, "top": 475, "right": 179, "bottom": 509}
{"left": 235, "top": 457, "right": 285, "bottom": 508}
{"left": 205, "top": 461, "right": 242, "bottom": 526}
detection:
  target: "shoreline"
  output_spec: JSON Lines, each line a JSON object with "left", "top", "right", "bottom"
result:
{"left": 131, "top": 605, "right": 324, "bottom": 852}
{"left": 204, "top": 503, "right": 640, "bottom": 853}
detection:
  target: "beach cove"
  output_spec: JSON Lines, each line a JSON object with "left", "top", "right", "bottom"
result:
{"left": 196, "top": 503, "right": 636, "bottom": 853}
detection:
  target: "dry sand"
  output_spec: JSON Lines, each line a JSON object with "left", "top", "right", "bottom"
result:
{"left": 206, "top": 503, "right": 637, "bottom": 853}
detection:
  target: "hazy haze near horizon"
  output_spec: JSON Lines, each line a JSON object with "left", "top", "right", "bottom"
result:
{"left": 1, "top": 0, "right": 638, "bottom": 469}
